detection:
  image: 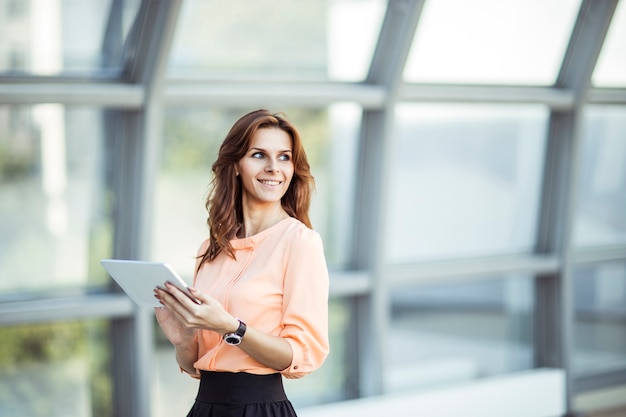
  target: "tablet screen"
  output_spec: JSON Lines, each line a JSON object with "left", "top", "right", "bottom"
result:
{"left": 100, "top": 259, "right": 200, "bottom": 307}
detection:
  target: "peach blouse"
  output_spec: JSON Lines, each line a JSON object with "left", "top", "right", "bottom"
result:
{"left": 190, "top": 217, "right": 329, "bottom": 379}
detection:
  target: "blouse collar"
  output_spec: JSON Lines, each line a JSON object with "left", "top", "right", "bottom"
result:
{"left": 230, "top": 217, "right": 295, "bottom": 250}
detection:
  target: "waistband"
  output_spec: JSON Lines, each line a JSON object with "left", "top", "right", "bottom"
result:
{"left": 197, "top": 371, "right": 288, "bottom": 404}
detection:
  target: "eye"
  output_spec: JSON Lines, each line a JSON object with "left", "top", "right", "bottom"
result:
{"left": 278, "top": 153, "right": 291, "bottom": 161}
{"left": 251, "top": 151, "right": 264, "bottom": 159}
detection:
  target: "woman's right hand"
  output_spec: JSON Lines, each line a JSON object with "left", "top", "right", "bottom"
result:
{"left": 154, "top": 290, "right": 196, "bottom": 347}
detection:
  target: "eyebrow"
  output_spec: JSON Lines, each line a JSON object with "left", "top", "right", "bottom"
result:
{"left": 250, "top": 147, "right": 292, "bottom": 153}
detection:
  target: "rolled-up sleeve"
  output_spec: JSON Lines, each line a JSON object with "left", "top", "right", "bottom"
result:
{"left": 280, "top": 228, "right": 330, "bottom": 379}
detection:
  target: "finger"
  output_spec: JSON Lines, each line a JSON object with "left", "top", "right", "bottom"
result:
{"left": 164, "top": 282, "right": 189, "bottom": 302}
{"left": 155, "top": 288, "right": 187, "bottom": 320}
{"left": 154, "top": 286, "right": 174, "bottom": 305}
{"left": 160, "top": 284, "right": 201, "bottom": 325}
{"left": 157, "top": 284, "right": 187, "bottom": 309}
{"left": 154, "top": 287, "right": 166, "bottom": 305}
{"left": 166, "top": 282, "right": 202, "bottom": 309}
{"left": 188, "top": 287, "right": 214, "bottom": 305}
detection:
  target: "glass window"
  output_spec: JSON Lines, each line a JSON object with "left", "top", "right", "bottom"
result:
{"left": 573, "top": 262, "right": 626, "bottom": 375}
{"left": 0, "top": 0, "right": 141, "bottom": 77}
{"left": 592, "top": 1, "right": 626, "bottom": 87}
{"left": 385, "top": 104, "right": 548, "bottom": 263}
{"left": 153, "top": 329, "right": 198, "bottom": 417}
{"left": 152, "top": 105, "right": 360, "bottom": 275}
{"left": 574, "top": 106, "right": 626, "bottom": 248}
{"left": 0, "top": 105, "right": 113, "bottom": 297}
{"left": 285, "top": 298, "right": 352, "bottom": 406}
{"left": 0, "top": 319, "right": 111, "bottom": 417}
{"left": 167, "top": 0, "right": 385, "bottom": 81}
{"left": 403, "top": 0, "right": 581, "bottom": 85}
{"left": 152, "top": 298, "right": 352, "bottom": 415}
{"left": 388, "top": 275, "right": 534, "bottom": 393}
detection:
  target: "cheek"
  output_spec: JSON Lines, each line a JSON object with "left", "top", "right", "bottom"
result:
{"left": 285, "top": 168, "right": 295, "bottom": 185}
{"left": 237, "top": 162, "right": 257, "bottom": 181}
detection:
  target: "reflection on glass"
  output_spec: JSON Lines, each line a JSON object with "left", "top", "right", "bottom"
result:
{"left": 167, "top": 0, "right": 385, "bottom": 81}
{"left": 0, "top": 0, "right": 141, "bottom": 76}
{"left": 388, "top": 275, "right": 534, "bottom": 392}
{"left": 152, "top": 298, "right": 351, "bottom": 415}
{"left": 0, "top": 320, "right": 111, "bottom": 417}
{"left": 573, "top": 262, "right": 626, "bottom": 375}
{"left": 153, "top": 105, "right": 359, "bottom": 275}
{"left": 592, "top": 1, "right": 626, "bottom": 87}
{"left": 404, "top": 0, "right": 580, "bottom": 85}
{"left": 0, "top": 105, "right": 112, "bottom": 295}
{"left": 574, "top": 106, "right": 626, "bottom": 247}
{"left": 386, "top": 104, "right": 547, "bottom": 263}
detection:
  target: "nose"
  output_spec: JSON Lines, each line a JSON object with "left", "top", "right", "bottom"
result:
{"left": 265, "top": 157, "right": 279, "bottom": 172}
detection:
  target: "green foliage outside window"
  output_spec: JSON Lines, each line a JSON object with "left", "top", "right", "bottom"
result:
{"left": 0, "top": 320, "right": 112, "bottom": 417}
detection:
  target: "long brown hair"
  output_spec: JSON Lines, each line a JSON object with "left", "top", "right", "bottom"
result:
{"left": 198, "top": 109, "right": 315, "bottom": 267}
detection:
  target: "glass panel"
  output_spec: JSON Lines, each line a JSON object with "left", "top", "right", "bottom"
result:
{"left": 286, "top": 298, "right": 351, "bottom": 406}
{"left": 389, "top": 275, "right": 534, "bottom": 392}
{"left": 573, "top": 262, "right": 626, "bottom": 375}
{"left": 0, "top": 319, "right": 111, "bottom": 417}
{"left": 0, "top": 0, "right": 141, "bottom": 77}
{"left": 574, "top": 106, "right": 626, "bottom": 247}
{"left": 0, "top": 105, "right": 113, "bottom": 297}
{"left": 153, "top": 104, "right": 359, "bottom": 274}
{"left": 167, "top": 0, "right": 385, "bottom": 81}
{"left": 592, "top": 2, "right": 626, "bottom": 87}
{"left": 386, "top": 104, "right": 547, "bottom": 263}
{"left": 404, "top": 0, "right": 580, "bottom": 85}
{"left": 153, "top": 298, "right": 351, "bottom": 414}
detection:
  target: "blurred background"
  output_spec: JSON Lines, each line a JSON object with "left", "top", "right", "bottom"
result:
{"left": 0, "top": 0, "right": 624, "bottom": 416}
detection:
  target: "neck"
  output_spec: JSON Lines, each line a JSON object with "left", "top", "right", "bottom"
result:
{"left": 239, "top": 203, "right": 288, "bottom": 238}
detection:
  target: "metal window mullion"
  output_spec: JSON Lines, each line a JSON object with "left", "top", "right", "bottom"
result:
{"left": 534, "top": 108, "right": 582, "bottom": 382}
{"left": 109, "top": 110, "right": 150, "bottom": 417}
{"left": 587, "top": 87, "right": 626, "bottom": 105}
{"left": 400, "top": 84, "right": 576, "bottom": 109}
{"left": 101, "top": 0, "right": 124, "bottom": 70}
{"left": 574, "top": 368, "right": 626, "bottom": 393}
{"left": 0, "top": 294, "right": 134, "bottom": 326}
{"left": 164, "top": 81, "right": 386, "bottom": 108}
{"left": 572, "top": 245, "right": 626, "bottom": 265}
{"left": 533, "top": 2, "right": 618, "bottom": 416}
{"left": 0, "top": 82, "right": 144, "bottom": 107}
{"left": 388, "top": 253, "right": 560, "bottom": 286}
{"left": 109, "top": 1, "right": 183, "bottom": 417}
{"left": 352, "top": 0, "right": 425, "bottom": 397}
{"left": 352, "top": 109, "right": 394, "bottom": 397}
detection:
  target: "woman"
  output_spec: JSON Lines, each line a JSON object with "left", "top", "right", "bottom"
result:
{"left": 154, "top": 109, "right": 330, "bottom": 417}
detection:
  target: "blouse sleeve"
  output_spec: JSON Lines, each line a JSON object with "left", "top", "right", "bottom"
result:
{"left": 280, "top": 227, "right": 330, "bottom": 379}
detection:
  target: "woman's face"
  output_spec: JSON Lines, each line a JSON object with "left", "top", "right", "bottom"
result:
{"left": 236, "top": 127, "right": 294, "bottom": 208}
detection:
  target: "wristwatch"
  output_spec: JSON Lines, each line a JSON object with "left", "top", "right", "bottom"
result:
{"left": 223, "top": 318, "right": 247, "bottom": 346}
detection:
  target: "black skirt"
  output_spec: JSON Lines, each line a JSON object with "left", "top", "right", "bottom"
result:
{"left": 186, "top": 371, "right": 298, "bottom": 417}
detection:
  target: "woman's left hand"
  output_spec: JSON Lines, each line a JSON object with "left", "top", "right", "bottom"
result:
{"left": 156, "top": 283, "right": 238, "bottom": 336}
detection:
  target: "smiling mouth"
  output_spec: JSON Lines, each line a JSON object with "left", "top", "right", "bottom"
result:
{"left": 258, "top": 179, "right": 282, "bottom": 186}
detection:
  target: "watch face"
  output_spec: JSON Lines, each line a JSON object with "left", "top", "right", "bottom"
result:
{"left": 224, "top": 334, "right": 242, "bottom": 345}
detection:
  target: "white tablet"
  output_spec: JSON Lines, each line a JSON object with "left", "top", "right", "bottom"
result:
{"left": 100, "top": 259, "right": 200, "bottom": 308}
